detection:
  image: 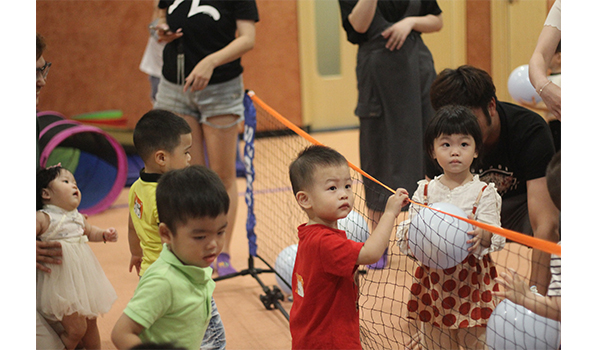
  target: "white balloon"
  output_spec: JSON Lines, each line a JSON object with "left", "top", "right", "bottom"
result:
{"left": 408, "top": 202, "right": 473, "bottom": 269}
{"left": 508, "top": 64, "right": 542, "bottom": 104}
{"left": 338, "top": 210, "right": 370, "bottom": 243}
{"left": 487, "top": 299, "right": 561, "bottom": 350}
{"left": 274, "top": 244, "right": 298, "bottom": 295}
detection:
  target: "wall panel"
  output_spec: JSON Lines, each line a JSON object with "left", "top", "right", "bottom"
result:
{"left": 36, "top": 0, "right": 302, "bottom": 128}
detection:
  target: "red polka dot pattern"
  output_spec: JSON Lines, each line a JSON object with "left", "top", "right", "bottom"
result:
{"left": 408, "top": 300, "right": 418, "bottom": 312}
{"left": 444, "top": 266, "right": 457, "bottom": 275}
{"left": 481, "top": 307, "right": 493, "bottom": 319}
{"left": 458, "top": 285, "right": 471, "bottom": 298}
{"left": 490, "top": 266, "right": 498, "bottom": 279}
{"left": 430, "top": 272, "right": 440, "bottom": 284}
{"left": 442, "top": 280, "right": 457, "bottom": 292}
{"left": 458, "top": 269, "right": 469, "bottom": 282}
{"left": 431, "top": 289, "right": 439, "bottom": 301}
{"left": 411, "top": 283, "right": 421, "bottom": 296}
{"left": 471, "top": 307, "right": 481, "bottom": 320}
{"left": 472, "top": 290, "right": 480, "bottom": 303}
{"left": 407, "top": 254, "right": 500, "bottom": 330}
{"left": 415, "top": 266, "right": 425, "bottom": 279}
{"left": 471, "top": 272, "right": 479, "bottom": 285}
{"left": 460, "top": 302, "right": 471, "bottom": 316}
{"left": 442, "top": 297, "right": 455, "bottom": 310}
{"left": 442, "top": 314, "right": 456, "bottom": 327}
{"left": 419, "top": 310, "right": 432, "bottom": 322}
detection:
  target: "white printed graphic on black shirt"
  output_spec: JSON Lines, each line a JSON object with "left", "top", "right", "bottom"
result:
{"left": 169, "top": 0, "right": 220, "bottom": 21}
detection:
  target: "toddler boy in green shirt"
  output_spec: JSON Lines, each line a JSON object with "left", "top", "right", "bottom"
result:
{"left": 112, "top": 165, "right": 230, "bottom": 350}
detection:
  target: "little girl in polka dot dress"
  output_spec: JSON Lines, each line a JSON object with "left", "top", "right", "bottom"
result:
{"left": 397, "top": 106, "right": 505, "bottom": 349}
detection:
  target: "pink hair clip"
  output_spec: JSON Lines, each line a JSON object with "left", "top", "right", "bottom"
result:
{"left": 46, "top": 162, "right": 62, "bottom": 169}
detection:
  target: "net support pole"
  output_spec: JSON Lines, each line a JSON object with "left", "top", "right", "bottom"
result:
{"left": 244, "top": 91, "right": 258, "bottom": 257}
{"left": 213, "top": 91, "right": 289, "bottom": 321}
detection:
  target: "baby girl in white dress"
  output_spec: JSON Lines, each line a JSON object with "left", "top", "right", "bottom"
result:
{"left": 36, "top": 165, "right": 118, "bottom": 350}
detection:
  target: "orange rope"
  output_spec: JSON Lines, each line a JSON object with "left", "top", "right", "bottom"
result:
{"left": 249, "top": 93, "right": 561, "bottom": 257}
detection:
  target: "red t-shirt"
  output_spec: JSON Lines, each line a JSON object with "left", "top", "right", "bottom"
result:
{"left": 290, "top": 224, "right": 365, "bottom": 350}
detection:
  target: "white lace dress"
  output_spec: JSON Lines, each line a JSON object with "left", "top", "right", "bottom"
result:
{"left": 36, "top": 204, "right": 117, "bottom": 321}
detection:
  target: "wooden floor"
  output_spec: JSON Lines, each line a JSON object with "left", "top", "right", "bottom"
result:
{"left": 87, "top": 129, "right": 362, "bottom": 350}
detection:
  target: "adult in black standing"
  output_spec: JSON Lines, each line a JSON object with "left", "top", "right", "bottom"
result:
{"left": 338, "top": 0, "right": 443, "bottom": 268}
{"left": 154, "top": 0, "right": 259, "bottom": 276}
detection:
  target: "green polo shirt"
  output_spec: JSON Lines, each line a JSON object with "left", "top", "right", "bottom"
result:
{"left": 124, "top": 244, "right": 216, "bottom": 350}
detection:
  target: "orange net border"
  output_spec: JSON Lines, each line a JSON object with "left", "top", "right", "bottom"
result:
{"left": 249, "top": 91, "right": 560, "bottom": 257}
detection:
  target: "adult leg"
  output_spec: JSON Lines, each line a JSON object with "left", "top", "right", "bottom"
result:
{"left": 180, "top": 114, "right": 207, "bottom": 167}
{"left": 59, "top": 313, "right": 87, "bottom": 350}
{"left": 154, "top": 76, "right": 206, "bottom": 166}
{"left": 149, "top": 75, "right": 161, "bottom": 104}
{"left": 360, "top": 118, "right": 390, "bottom": 269}
{"left": 203, "top": 114, "right": 240, "bottom": 275}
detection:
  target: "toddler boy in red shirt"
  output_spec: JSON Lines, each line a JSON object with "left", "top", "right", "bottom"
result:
{"left": 288, "top": 145, "right": 409, "bottom": 349}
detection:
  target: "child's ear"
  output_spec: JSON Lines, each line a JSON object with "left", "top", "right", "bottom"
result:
{"left": 159, "top": 223, "right": 173, "bottom": 244}
{"left": 154, "top": 150, "right": 167, "bottom": 167}
{"left": 41, "top": 188, "right": 51, "bottom": 201}
{"left": 295, "top": 191, "right": 312, "bottom": 210}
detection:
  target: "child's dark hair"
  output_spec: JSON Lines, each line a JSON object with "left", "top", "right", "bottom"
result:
{"left": 133, "top": 109, "right": 192, "bottom": 162}
{"left": 546, "top": 150, "right": 560, "bottom": 210}
{"left": 156, "top": 165, "right": 229, "bottom": 233}
{"left": 36, "top": 165, "right": 64, "bottom": 211}
{"left": 424, "top": 105, "right": 483, "bottom": 164}
{"left": 289, "top": 145, "right": 347, "bottom": 195}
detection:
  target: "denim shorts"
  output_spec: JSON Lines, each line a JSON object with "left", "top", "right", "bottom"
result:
{"left": 201, "top": 297, "right": 226, "bottom": 350}
{"left": 154, "top": 75, "right": 245, "bottom": 129}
